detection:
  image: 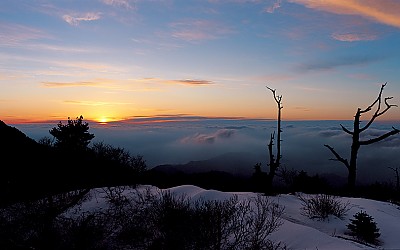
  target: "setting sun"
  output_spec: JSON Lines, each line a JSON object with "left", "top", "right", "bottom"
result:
{"left": 97, "top": 117, "right": 109, "bottom": 124}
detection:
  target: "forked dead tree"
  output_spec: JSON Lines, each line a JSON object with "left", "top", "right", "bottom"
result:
{"left": 324, "top": 83, "right": 399, "bottom": 190}
{"left": 266, "top": 86, "right": 283, "bottom": 191}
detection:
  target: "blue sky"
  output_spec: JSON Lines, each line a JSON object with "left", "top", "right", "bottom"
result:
{"left": 1, "top": 0, "right": 400, "bottom": 123}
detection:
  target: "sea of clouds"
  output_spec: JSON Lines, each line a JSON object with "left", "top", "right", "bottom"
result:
{"left": 14, "top": 118, "right": 400, "bottom": 184}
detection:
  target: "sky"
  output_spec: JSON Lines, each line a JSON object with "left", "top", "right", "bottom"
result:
{"left": 1, "top": 0, "right": 400, "bottom": 124}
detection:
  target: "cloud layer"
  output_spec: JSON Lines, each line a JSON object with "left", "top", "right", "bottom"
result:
{"left": 15, "top": 119, "right": 400, "bottom": 184}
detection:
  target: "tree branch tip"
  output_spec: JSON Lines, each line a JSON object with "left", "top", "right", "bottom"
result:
{"left": 266, "top": 86, "right": 275, "bottom": 91}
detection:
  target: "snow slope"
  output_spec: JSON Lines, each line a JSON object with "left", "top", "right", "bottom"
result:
{"left": 83, "top": 185, "right": 400, "bottom": 250}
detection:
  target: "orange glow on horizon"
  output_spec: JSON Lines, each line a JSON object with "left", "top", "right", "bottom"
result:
{"left": 4, "top": 112, "right": 399, "bottom": 125}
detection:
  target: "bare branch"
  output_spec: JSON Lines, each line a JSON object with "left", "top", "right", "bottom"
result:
{"left": 266, "top": 86, "right": 283, "bottom": 109}
{"left": 360, "top": 83, "right": 398, "bottom": 132}
{"left": 324, "top": 144, "right": 350, "bottom": 170}
{"left": 340, "top": 124, "right": 353, "bottom": 135}
{"left": 376, "top": 96, "right": 398, "bottom": 116}
{"left": 359, "top": 127, "right": 400, "bottom": 145}
{"left": 360, "top": 82, "right": 386, "bottom": 114}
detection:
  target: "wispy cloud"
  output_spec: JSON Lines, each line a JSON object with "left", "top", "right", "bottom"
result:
{"left": 169, "top": 19, "right": 234, "bottom": 42}
{"left": 64, "top": 100, "right": 133, "bottom": 106}
{"left": 181, "top": 129, "right": 236, "bottom": 144}
{"left": 348, "top": 73, "right": 376, "bottom": 80}
{"left": 255, "top": 73, "right": 295, "bottom": 82}
{"left": 208, "top": 0, "right": 266, "bottom": 3}
{"left": 290, "top": 0, "right": 400, "bottom": 28}
{"left": 331, "top": 32, "right": 377, "bottom": 42}
{"left": 173, "top": 79, "right": 214, "bottom": 85}
{"left": 41, "top": 77, "right": 213, "bottom": 89}
{"left": 49, "top": 60, "right": 128, "bottom": 75}
{"left": 63, "top": 12, "right": 102, "bottom": 26}
{"left": 265, "top": 0, "right": 282, "bottom": 13}
{"left": 101, "top": 0, "right": 136, "bottom": 10}
{"left": 297, "top": 54, "right": 385, "bottom": 72}
{"left": 42, "top": 78, "right": 113, "bottom": 88}
{"left": 0, "top": 23, "right": 49, "bottom": 46}
{"left": 0, "top": 23, "right": 101, "bottom": 52}
{"left": 136, "top": 78, "right": 214, "bottom": 86}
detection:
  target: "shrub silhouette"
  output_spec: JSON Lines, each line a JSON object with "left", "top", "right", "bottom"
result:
{"left": 347, "top": 210, "right": 380, "bottom": 244}
{"left": 91, "top": 142, "right": 147, "bottom": 175}
{"left": 299, "top": 194, "right": 351, "bottom": 220}
{"left": 0, "top": 187, "right": 286, "bottom": 249}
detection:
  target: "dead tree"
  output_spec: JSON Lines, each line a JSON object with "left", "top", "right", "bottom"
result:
{"left": 324, "top": 83, "right": 399, "bottom": 190}
{"left": 266, "top": 86, "right": 283, "bottom": 191}
{"left": 388, "top": 167, "right": 400, "bottom": 192}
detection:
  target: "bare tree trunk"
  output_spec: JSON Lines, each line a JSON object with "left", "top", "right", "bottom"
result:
{"left": 388, "top": 167, "right": 400, "bottom": 192}
{"left": 348, "top": 110, "right": 361, "bottom": 190}
{"left": 266, "top": 87, "right": 283, "bottom": 192}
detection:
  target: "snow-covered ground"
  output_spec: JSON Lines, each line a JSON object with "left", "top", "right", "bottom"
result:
{"left": 83, "top": 185, "right": 400, "bottom": 250}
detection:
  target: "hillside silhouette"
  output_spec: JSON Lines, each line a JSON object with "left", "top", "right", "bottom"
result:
{"left": 0, "top": 120, "right": 141, "bottom": 205}
{"left": 0, "top": 120, "right": 54, "bottom": 203}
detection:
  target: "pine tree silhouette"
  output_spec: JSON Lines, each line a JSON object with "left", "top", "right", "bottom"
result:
{"left": 347, "top": 211, "right": 380, "bottom": 244}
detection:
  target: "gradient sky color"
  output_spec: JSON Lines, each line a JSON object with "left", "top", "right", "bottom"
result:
{"left": 1, "top": 0, "right": 400, "bottom": 124}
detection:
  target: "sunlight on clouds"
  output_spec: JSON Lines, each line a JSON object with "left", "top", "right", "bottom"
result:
{"left": 63, "top": 100, "right": 124, "bottom": 106}
{"left": 61, "top": 100, "right": 134, "bottom": 123}
{"left": 290, "top": 0, "right": 400, "bottom": 28}
{"left": 41, "top": 77, "right": 212, "bottom": 91}
{"left": 63, "top": 12, "right": 102, "bottom": 26}
{"left": 134, "top": 78, "right": 214, "bottom": 86}
{"left": 42, "top": 81, "right": 100, "bottom": 88}
{"left": 0, "top": 72, "right": 30, "bottom": 81}
{"left": 173, "top": 79, "right": 214, "bottom": 85}
{"left": 92, "top": 115, "right": 124, "bottom": 124}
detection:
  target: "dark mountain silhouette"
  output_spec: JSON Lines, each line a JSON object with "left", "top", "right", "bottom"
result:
{"left": 152, "top": 152, "right": 263, "bottom": 177}
{"left": 144, "top": 152, "right": 263, "bottom": 192}
{"left": 0, "top": 120, "right": 38, "bottom": 148}
{"left": 0, "top": 120, "right": 49, "bottom": 176}
{"left": 0, "top": 120, "right": 137, "bottom": 205}
{"left": 0, "top": 120, "right": 54, "bottom": 204}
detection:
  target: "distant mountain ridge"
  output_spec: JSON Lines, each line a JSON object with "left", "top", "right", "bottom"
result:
{"left": 152, "top": 151, "right": 265, "bottom": 177}
{"left": 151, "top": 151, "right": 348, "bottom": 190}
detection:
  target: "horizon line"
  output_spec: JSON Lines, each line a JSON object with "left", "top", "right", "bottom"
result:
{"left": 4, "top": 115, "right": 400, "bottom": 126}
